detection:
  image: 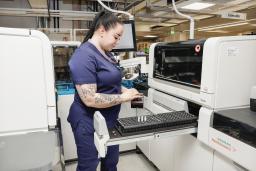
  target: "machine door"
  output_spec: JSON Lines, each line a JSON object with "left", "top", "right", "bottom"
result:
{"left": 0, "top": 28, "right": 51, "bottom": 135}
{"left": 153, "top": 40, "right": 205, "bottom": 88}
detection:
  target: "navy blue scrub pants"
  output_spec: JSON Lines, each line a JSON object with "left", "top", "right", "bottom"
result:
{"left": 72, "top": 117, "right": 119, "bottom": 171}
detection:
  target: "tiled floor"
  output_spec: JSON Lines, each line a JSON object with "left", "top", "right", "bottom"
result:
{"left": 65, "top": 152, "right": 158, "bottom": 171}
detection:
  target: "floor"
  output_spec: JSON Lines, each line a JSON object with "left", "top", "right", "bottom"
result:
{"left": 65, "top": 152, "right": 158, "bottom": 171}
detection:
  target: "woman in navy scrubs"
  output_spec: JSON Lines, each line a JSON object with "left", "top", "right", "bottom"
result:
{"left": 68, "top": 11, "right": 143, "bottom": 171}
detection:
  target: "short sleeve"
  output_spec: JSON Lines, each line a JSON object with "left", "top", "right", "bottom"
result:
{"left": 68, "top": 49, "right": 97, "bottom": 85}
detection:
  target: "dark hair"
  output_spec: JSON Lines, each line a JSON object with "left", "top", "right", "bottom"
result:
{"left": 82, "top": 11, "right": 122, "bottom": 43}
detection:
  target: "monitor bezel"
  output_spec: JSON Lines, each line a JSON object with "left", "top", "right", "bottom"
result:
{"left": 111, "top": 20, "right": 137, "bottom": 52}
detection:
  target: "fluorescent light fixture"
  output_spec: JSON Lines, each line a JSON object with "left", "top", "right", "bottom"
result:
{"left": 181, "top": 2, "right": 215, "bottom": 10}
{"left": 144, "top": 35, "right": 158, "bottom": 38}
{"left": 198, "top": 22, "right": 248, "bottom": 31}
{"left": 62, "top": 17, "right": 92, "bottom": 21}
{"left": 199, "top": 30, "right": 229, "bottom": 33}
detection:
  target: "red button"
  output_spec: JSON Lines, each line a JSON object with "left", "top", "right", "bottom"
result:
{"left": 195, "top": 45, "right": 201, "bottom": 53}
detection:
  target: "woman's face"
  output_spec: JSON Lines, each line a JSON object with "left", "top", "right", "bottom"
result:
{"left": 100, "top": 23, "right": 124, "bottom": 51}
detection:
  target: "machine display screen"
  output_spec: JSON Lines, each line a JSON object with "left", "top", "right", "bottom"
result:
{"left": 153, "top": 40, "right": 205, "bottom": 88}
{"left": 112, "top": 20, "right": 137, "bottom": 52}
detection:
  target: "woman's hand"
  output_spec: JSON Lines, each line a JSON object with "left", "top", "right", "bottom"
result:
{"left": 120, "top": 88, "right": 143, "bottom": 102}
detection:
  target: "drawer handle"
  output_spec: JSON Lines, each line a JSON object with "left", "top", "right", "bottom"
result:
{"left": 233, "top": 162, "right": 249, "bottom": 171}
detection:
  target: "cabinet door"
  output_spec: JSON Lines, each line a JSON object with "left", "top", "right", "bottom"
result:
{"left": 150, "top": 137, "right": 177, "bottom": 171}
{"left": 213, "top": 151, "right": 243, "bottom": 171}
{"left": 137, "top": 140, "right": 150, "bottom": 159}
{"left": 0, "top": 33, "right": 49, "bottom": 135}
{"left": 136, "top": 101, "right": 152, "bottom": 158}
{"left": 174, "top": 135, "right": 214, "bottom": 171}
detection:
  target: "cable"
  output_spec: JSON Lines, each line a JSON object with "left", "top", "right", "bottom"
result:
{"left": 172, "top": 0, "right": 194, "bottom": 39}
{"left": 97, "top": 0, "right": 134, "bottom": 20}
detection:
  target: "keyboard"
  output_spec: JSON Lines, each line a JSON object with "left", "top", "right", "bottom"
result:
{"left": 116, "top": 111, "right": 197, "bottom": 135}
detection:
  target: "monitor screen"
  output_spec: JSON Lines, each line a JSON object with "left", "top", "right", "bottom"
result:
{"left": 112, "top": 20, "right": 137, "bottom": 52}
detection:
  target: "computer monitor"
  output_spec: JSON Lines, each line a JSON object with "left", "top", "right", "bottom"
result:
{"left": 112, "top": 20, "right": 137, "bottom": 52}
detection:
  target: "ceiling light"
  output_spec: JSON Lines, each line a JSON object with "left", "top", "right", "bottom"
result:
{"left": 181, "top": 2, "right": 215, "bottom": 10}
{"left": 199, "top": 30, "right": 229, "bottom": 33}
{"left": 62, "top": 17, "right": 92, "bottom": 21}
{"left": 198, "top": 22, "right": 248, "bottom": 31}
{"left": 144, "top": 35, "right": 158, "bottom": 38}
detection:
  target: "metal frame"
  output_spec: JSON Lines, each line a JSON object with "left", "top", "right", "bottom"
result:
{"left": 107, "top": 127, "right": 197, "bottom": 146}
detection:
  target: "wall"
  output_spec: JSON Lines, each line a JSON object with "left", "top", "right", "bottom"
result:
{"left": 0, "top": 0, "right": 37, "bottom": 28}
{"left": 0, "top": 0, "right": 89, "bottom": 41}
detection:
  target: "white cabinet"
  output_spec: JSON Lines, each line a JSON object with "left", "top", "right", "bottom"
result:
{"left": 137, "top": 140, "right": 150, "bottom": 159}
{"left": 149, "top": 133, "right": 214, "bottom": 171}
{"left": 150, "top": 137, "right": 177, "bottom": 171}
{"left": 0, "top": 30, "right": 54, "bottom": 135}
{"left": 136, "top": 99, "right": 152, "bottom": 158}
{"left": 137, "top": 90, "right": 214, "bottom": 171}
{"left": 213, "top": 151, "right": 247, "bottom": 171}
{"left": 0, "top": 28, "right": 59, "bottom": 170}
{"left": 173, "top": 135, "right": 214, "bottom": 171}
{"left": 57, "top": 94, "right": 77, "bottom": 161}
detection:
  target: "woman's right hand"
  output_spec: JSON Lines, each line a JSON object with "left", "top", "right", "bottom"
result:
{"left": 120, "top": 88, "right": 143, "bottom": 102}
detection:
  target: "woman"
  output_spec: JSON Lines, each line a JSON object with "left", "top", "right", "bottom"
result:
{"left": 68, "top": 11, "right": 143, "bottom": 171}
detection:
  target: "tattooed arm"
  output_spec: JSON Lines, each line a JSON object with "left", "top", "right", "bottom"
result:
{"left": 121, "top": 86, "right": 128, "bottom": 93}
{"left": 76, "top": 84, "right": 142, "bottom": 108}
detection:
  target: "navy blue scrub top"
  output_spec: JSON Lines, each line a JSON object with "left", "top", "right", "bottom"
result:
{"left": 68, "top": 41, "right": 122, "bottom": 128}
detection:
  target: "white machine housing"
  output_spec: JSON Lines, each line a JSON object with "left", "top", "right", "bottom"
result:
{"left": 0, "top": 27, "right": 62, "bottom": 171}
{"left": 0, "top": 27, "right": 57, "bottom": 136}
{"left": 198, "top": 107, "right": 256, "bottom": 170}
{"left": 148, "top": 36, "right": 256, "bottom": 171}
{"left": 149, "top": 36, "right": 256, "bottom": 110}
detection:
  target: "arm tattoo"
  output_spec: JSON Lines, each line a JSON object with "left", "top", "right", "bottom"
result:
{"left": 76, "top": 84, "right": 122, "bottom": 108}
{"left": 81, "top": 84, "right": 96, "bottom": 97}
{"left": 95, "top": 94, "right": 122, "bottom": 105}
{"left": 76, "top": 84, "right": 96, "bottom": 104}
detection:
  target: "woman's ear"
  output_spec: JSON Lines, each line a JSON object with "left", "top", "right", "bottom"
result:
{"left": 98, "top": 25, "right": 106, "bottom": 37}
